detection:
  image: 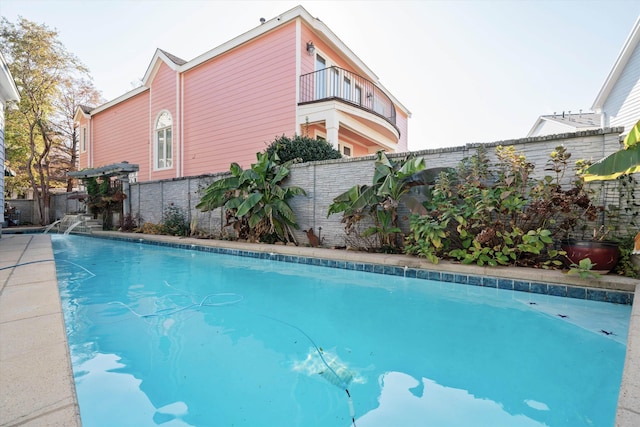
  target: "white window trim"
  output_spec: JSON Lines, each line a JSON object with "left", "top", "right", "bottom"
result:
{"left": 80, "top": 126, "right": 87, "bottom": 153}
{"left": 154, "top": 110, "right": 173, "bottom": 171}
{"left": 339, "top": 142, "right": 353, "bottom": 158}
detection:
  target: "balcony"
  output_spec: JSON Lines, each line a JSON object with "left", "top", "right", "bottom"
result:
{"left": 299, "top": 67, "right": 397, "bottom": 129}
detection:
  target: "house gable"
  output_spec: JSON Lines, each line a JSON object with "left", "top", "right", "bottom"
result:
{"left": 527, "top": 112, "right": 601, "bottom": 137}
{"left": 181, "top": 20, "right": 298, "bottom": 176}
{"left": 91, "top": 90, "right": 151, "bottom": 179}
{"left": 142, "top": 48, "right": 184, "bottom": 89}
{"left": 592, "top": 17, "right": 640, "bottom": 134}
{"left": 79, "top": 5, "right": 411, "bottom": 180}
{"left": 149, "top": 60, "right": 179, "bottom": 179}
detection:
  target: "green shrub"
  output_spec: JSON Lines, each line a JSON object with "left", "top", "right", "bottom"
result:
{"left": 405, "top": 145, "right": 570, "bottom": 267}
{"left": 264, "top": 134, "right": 341, "bottom": 163}
{"left": 161, "top": 205, "right": 190, "bottom": 236}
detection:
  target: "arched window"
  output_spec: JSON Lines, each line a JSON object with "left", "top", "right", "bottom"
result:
{"left": 155, "top": 111, "right": 173, "bottom": 169}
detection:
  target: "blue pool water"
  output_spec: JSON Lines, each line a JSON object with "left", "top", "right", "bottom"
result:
{"left": 52, "top": 235, "right": 631, "bottom": 427}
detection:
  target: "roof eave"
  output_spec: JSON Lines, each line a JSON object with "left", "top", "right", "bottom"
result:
{"left": 73, "top": 105, "right": 90, "bottom": 123}
{"left": 177, "top": 5, "right": 411, "bottom": 115}
{"left": 526, "top": 117, "right": 546, "bottom": 137}
{"left": 592, "top": 16, "right": 640, "bottom": 110}
{"left": 68, "top": 162, "right": 140, "bottom": 178}
{"left": 141, "top": 48, "right": 183, "bottom": 87}
{"left": 89, "top": 86, "right": 149, "bottom": 115}
{"left": 183, "top": 5, "right": 310, "bottom": 71}
{"left": 0, "top": 52, "right": 20, "bottom": 102}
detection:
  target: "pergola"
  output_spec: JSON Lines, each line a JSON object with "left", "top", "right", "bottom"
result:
{"left": 68, "top": 162, "right": 139, "bottom": 217}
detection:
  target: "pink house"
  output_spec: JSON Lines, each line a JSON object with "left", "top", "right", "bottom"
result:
{"left": 75, "top": 5, "right": 410, "bottom": 182}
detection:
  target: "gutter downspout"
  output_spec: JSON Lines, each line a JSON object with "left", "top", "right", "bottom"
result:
{"left": 175, "top": 71, "right": 181, "bottom": 178}
{"left": 181, "top": 73, "right": 185, "bottom": 178}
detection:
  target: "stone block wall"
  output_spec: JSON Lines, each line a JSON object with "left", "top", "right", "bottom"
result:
{"left": 47, "top": 128, "right": 629, "bottom": 246}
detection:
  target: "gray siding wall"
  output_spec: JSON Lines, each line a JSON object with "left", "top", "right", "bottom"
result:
{"left": 605, "top": 40, "right": 640, "bottom": 133}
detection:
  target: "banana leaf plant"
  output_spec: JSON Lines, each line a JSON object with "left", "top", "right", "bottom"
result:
{"left": 582, "top": 119, "right": 640, "bottom": 258}
{"left": 327, "top": 151, "right": 426, "bottom": 251}
{"left": 196, "top": 152, "right": 306, "bottom": 243}
{"left": 583, "top": 119, "right": 640, "bottom": 182}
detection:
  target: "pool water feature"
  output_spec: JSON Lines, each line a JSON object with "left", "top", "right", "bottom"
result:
{"left": 52, "top": 235, "right": 631, "bottom": 427}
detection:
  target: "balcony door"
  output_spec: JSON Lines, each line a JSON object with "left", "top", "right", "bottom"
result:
{"left": 315, "top": 54, "right": 342, "bottom": 99}
{"left": 315, "top": 55, "right": 326, "bottom": 100}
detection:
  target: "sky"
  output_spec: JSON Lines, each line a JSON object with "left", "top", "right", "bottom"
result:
{"left": 2, "top": 0, "right": 639, "bottom": 151}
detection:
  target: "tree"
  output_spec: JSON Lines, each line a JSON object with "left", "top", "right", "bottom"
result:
{"left": 50, "top": 77, "right": 103, "bottom": 191}
{"left": 1, "top": 17, "right": 99, "bottom": 224}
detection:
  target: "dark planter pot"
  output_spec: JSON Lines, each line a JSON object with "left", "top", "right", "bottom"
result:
{"left": 561, "top": 239, "right": 620, "bottom": 274}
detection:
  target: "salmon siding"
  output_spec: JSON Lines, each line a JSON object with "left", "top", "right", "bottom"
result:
{"left": 182, "top": 22, "right": 297, "bottom": 176}
{"left": 149, "top": 62, "right": 178, "bottom": 180}
{"left": 91, "top": 91, "right": 150, "bottom": 179}
{"left": 77, "top": 6, "right": 410, "bottom": 182}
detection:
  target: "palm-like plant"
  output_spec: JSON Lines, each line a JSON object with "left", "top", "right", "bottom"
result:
{"left": 328, "top": 151, "right": 426, "bottom": 251}
{"left": 583, "top": 119, "right": 640, "bottom": 181}
{"left": 196, "top": 152, "right": 306, "bottom": 243}
{"left": 581, "top": 120, "right": 640, "bottom": 273}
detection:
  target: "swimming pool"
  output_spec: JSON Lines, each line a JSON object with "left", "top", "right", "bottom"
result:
{"left": 52, "top": 234, "right": 631, "bottom": 427}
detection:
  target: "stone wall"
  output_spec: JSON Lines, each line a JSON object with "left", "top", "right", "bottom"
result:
{"left": 46, "top": 128, "right": 626, "bottom": 245}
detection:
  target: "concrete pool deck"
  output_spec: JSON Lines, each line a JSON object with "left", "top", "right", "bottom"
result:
{"left": 1, "top": 231, "right": 639, "bottom": 426}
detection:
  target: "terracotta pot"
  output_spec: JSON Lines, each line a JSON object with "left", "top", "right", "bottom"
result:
{"left": 561, "top": 239, "right": 620, "bottom": 274}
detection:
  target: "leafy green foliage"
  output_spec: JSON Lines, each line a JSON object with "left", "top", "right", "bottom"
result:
{"left": 405, "top": 145, "right": 581, "bottom": 267}
{"left": 1, "top": 17, "right": 95, "bottom": 224}
{"left": 567, "top": 258, "right": 600, "bottom": 280}
{"left": 327, "top": 151, "right": 425, "bottom": 252}
{"left": 264, "top": 134, "right": 342, "bottom": 163}
{"left": 612, "top": 234, "right": 640, "bottom": 278}
{"left": 82, "top": 176, "right": 126, "bottom": 230}
{"left": 196, "top": 152, "right": 306, "bottom": 243}
{"left": 161, "top": 205, "right": 190, "bottom": 236}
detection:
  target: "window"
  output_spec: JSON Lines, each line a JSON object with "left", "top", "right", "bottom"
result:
{"left": 373, "top": 97, "right": 386, "bottom": 116}
{"left": 80, "top": 127, "right": 87, "bottom": 153}
{"left": 330, "top": 67, "right": 339, "bottom": 97}
{"left": 315, "top": 54, "right": 326, "bottom": 100}
{"left": 340, "top": 143, "right": 352, "bottom": 158}
{"left": 354, "top": 85, "right": 362, "bottom": 106}
{"left": 343, "top": 77, "right": 351, "bottom": 102}
{"left": 155, "top": 111, "right": 173, "bottom": 170}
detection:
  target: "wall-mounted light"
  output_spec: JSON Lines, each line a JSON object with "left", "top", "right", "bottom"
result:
{"left": 306, "top": 41, "right": 315, "bottom": 56}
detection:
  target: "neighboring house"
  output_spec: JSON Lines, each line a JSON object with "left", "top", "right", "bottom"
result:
{"left": 592, "top": 16, "right": 640, "bottom": 134}
{"left": 75, "top": 5, "right": 410, "bottom": 183}
{"left": 0, "top": 51, "right": 21, "bottom": 234}
{"left": 527, "top": 111, "right": 601, "bottom": 137}
{"left": 528, "top": 16, "right": 640, "bottom": 138}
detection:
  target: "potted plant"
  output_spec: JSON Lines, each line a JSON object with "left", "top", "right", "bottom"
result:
{"left": 568, "top": 118, "right": 640, "bottom": 274}
{"left": 561, "top": 237, "right": 621, "bottom": 274}
{"left": 538, "top": 149, "right": 620, "bottom": 273}
{"left": 556, "top": 189, "right": 621, "bottom": 274}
